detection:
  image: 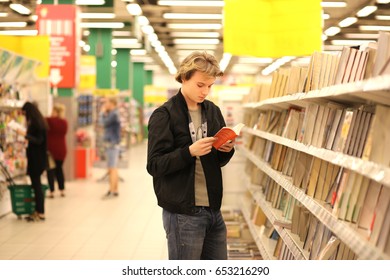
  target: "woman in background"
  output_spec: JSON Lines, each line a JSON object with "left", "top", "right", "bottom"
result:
{"left": 46, "top": 103, "right": 68, "bottom": 198}
{"left": 19, "top": 102, "right": 48, "bottom": 221}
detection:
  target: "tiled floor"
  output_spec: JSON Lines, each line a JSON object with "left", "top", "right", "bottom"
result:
{"left": 0, "top": 142, "right": 168, "bottom": 260}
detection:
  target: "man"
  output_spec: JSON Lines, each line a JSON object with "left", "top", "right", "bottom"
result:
{"left": 147, "top": 51, "right": 235, "bottom": 260}
{"left": 101, "top": 97, "right": 121, "bottom": 198}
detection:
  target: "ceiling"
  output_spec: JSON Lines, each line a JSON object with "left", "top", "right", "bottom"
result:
{"left": 0, "top": 0, "right": 390, "bottom": 76}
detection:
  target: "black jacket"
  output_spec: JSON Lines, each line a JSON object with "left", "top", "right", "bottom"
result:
{"left": 26, "top": 124, "right": 47, "bottom": 175}
{"left": 147, "top": 90, "right": 235, "bottom": 214}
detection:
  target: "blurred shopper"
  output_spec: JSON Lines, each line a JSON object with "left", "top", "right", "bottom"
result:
{"left": 46, "top": 103, "right": 68, "bottom": 198}
{"left": 100, "top": 97, "right": 121, "bottom": 198}
{"left": 18, "top": 102, "right": 48, "bottom": 221}
{"left": 147, "top": 51, "right": 235, "bottom": 259}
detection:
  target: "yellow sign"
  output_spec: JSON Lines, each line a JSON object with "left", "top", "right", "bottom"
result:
{"left": 93, "top": 88, "right": 119, "bottom": 96}
{"left": 224, "top": 0, "right": 322, "bottom": 58}
{"left": 79, "top": 55, "right": 96, "bottom": 92}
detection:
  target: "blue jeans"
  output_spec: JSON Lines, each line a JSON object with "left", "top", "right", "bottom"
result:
{"left": 162, "top": 207, "right": 227, "bottom": 260}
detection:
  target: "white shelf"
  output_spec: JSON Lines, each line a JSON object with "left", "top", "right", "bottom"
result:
{"left": 240, "top": 196, "right": 277, "bottom": 260}
{"left": 241, "top": 146, "right": 390, "bottom": 260}
{"left": 243, "top": 127, "right": 390, "bottom": 187}
{"left": 246, "top": 183, "right": 308, "bottom": 260}
{"left": 243, "top": 74, "right": 390, "bottom": 111}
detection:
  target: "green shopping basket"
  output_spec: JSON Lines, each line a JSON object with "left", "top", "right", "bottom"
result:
{"left": 7, "top": 184, "right": 49, "bottom": 217}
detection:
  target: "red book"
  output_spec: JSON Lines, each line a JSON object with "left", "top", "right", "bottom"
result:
{"left": 213, "top": 123, "right": 245, "bottom": 149}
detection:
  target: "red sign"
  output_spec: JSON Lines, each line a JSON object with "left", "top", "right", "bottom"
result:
{"left": 36, "top": 5, "right": 80, "bottom": 88}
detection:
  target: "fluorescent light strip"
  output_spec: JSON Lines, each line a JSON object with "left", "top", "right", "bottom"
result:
{"left": 76, "top": 0, "right": 105, "bottom": 4}
{"left": 141, "top": 25, "right": 154, "bottom": 35}
{"left": 127, "top": 4, "right": 142, "bottom": 16}
{"left": 163, "top": 13, "right": 222, "bottom": 20}
{"left": 80, "top": 22, "right": 125, "bottom": 28}
{"left": 377, "top": 0, "right": 390, "bottom": 3}
{"left": 338, "top": 17, "right": 357, "bottom": 27}
{"left": 173, "top": 39, "right": 219, "bottom": 44}
{"left": 331, "top": 39, "right": 376, "bottom": 46}
{"left": 356, "top": 6, "right": 377, "bottom": 17}
{"left": 170, "top": 32, "right": 220, "bottom": 38}
{"left": 0, "top": 30, "right": 38, "bottom": 36}
{"left": 80, "top": 13, "right": 115, "bottom": 19}
{"left": 219, "top": 53, "right": 232, "bottom": 72}
{"left": 344, "top": 33, "right": 379, "bottom": 39}
{"left": 322, "top": 13, "right": 330, "bottom": 20}
{"left": 158, "top": 1, "right": 224, "bottom": 7}
{"left": 112, "top": 38, "right": 138, "bottom": 44}
{"left": 9, "top": 4, "right": 31, "bottom": 15}
{"left": 262, "top": 56, "right": 295, "bottom": 76}
{"left": 137, "top": 16, "right": 149, "bottom": 26}
{"left": 360, "top": 25, "right": 390, "bottom": 31}
{"left": 130, "top": 49, "right": 147, "bottom": 55}
{"left": 0, "top": 22, "right": 27, "bottom": 27}
{"left": 112, "top": 43, "right": 142, "bottom": 49}
{"left": 375, "top": 15, "right": 390, "bottom": 20}
{"left": 167, "top": 23, "right": 222, "bottom": 29}
{"left": 0, "top": 12, "right": 8, "bottom": 17}
{"left": 175, "top": 44, "right": 218, "bottom": 50}
{"left": 324, "top": 26, "right": 341, "bottom": 36}
{"left": 321, "top": 1, "right": 347, "bottom": 8}
{"left": 112, "top": 31, "right": 132, "bottom": 36}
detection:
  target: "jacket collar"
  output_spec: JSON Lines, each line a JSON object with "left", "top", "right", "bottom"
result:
{"left": 177, "top": 88, "right": 207, "bottom": 112}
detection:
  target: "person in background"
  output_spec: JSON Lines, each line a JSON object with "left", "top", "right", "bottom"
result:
{"left": 100, "top": 97, "right": 121, "bottom": 198}
{"left": 46, "top": 103, "right": 68, "bottom": 198}
{"left": 18, "top": 102, "right": 48, "bottom": 221}
{"left": 147, "top": 51, "right": 235, "bottom": 260}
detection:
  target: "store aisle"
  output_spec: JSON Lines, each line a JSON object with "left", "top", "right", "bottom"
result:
{"left": 0, "top": 141, "right": 168, "bottom": 260}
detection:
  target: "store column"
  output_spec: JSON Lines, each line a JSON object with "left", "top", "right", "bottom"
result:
{"left": 145, "top": 70, "right": 153, "bottom": 86}
{"left": 116, "top": 49, "right": 131, "bottom": 91}
{"left": 88, "top": 29, "right": 112, "bottom": 89}
{"left": 38, "top": 0, "right": 79, "bottom": 181}
{"left": 132, "top": 62, "right": 146, "bottom": 137}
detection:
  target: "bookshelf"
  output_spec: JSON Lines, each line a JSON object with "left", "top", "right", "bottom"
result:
{"left": 243, "top": 127, "right": 390, "bottom": 186}
{"left": 240, "top": 195, "right": 277, "bottom": 260}
{"left": 240, "top": 145, "right": 390, "bottom": 260}
{"left": 245, "top": 182, "right": 309, "bottom": 260}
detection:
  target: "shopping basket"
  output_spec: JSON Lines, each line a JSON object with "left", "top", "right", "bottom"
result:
{"left": 0, "top": 162, "right": 48, "bottom": 218}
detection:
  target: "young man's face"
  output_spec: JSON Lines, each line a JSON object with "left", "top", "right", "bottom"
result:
{"left": 181, "top": 71, "right": 216, "bottom": 107}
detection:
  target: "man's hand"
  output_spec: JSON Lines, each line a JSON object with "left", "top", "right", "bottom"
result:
{"left": 189, "top": 137, "right": 216, "bottom": 157}
{"left": 218, "top": 139, "right": 235, "bottom": 153}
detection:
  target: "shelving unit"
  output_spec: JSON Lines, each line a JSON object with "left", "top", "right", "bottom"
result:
{"left": 239, "top": 65, "right": 390, "bottom": 260}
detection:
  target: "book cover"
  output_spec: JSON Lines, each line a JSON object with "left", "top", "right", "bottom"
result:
{"left": 213, "top": 123, "right": 245, "bottom": 149}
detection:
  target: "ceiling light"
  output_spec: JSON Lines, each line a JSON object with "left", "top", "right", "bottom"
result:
{"left": 144, "top": 65, "right": 162, "bottom": 71}
{"left": 167, "top": 23, "right": 222, "bottom": 29}
{"left": 238, "top": 57, "right": 273, "bottom": 64}
{"left": 375, "top": 15, "right": 390, "bottom": 20}
{"left": 321, "top": 2, "right": 347, "bottom": 8}
{"left": 376, "top": 0, "right": 390, "bottom": 3}
{"left": 130, "top": 49, "right": 147, "bottom": 56}
{"left": 111, "top": 61, "right": 117, "bottom": 68}
{"left": 177, "top": 50, "right": 215, "bottom": 56}
{"left": 80, "top": 22, "right": 125, "bottom": 28}
{"left": 158, "top": 1, "right": 224, "bottom": 7}
{"left": 173, "top": 39, "right": 220, "bottom": 44}
{"left": 9, "top": 4, "right": 31, "bottom": 15}
{"left": 344, "top": 33, "right": 379, "bottom": 39}
{"left": 0, "top": 22, "right": 27, "bottom": 27}
{"left": 111, "top": 49, "right": 117, "bottom": 55}
{"left": 231, "top": 64, "right": 259, "bottom": 74}
{"left": 219, "top": 53, "right": 232, "bottom": 72}
{"left": 148, "top": 33, "right": 158, "bottom": 42}
{"left": 113, "top": 43, "right": 142, "bottom": 49}
{"left": 163, "top": 13, "right": 222, "bottom": 20}
{"left": 137, "top": 16, "right": 149, "bottom": 26}
{"left": 261, "top": 56, "right": 294, "bottom": 76}
{"left": 80, "top": 13, "right": 115, "bottom": 19}
{"left": 359, "top": 25, "right": 390, "bottom": 31}
{"left": 175, "top": 44, "right": 218, "bottom": 50}
{"left": 83, "top": 30, "right": 90, "bottom": 36}
{"left": 322, "top": 34, "right": 328, "bottom": 41}
{"left": 330, "top": 39, "right": 376, "bottom": 46}
{"left": 141, "top": 25, "right": 154, "bottom": 35}
{"left": 127, "top": 3, "right": 142, "bottom": 15}
{"left": 338, "top": 17, "right": 357, "bottom": 27}
{"left": 79, "top": 40, "right": 86, "bottom": 47}
{"left": 151, "top": 40, "right": 161, "bottom": 48}
{"left": 170, "top": 32, "right": 220, "bottom": 38}
{"left": 30, "top": 15, "right": 38, "bottom": 21}
{"left": 322, "top": 13, "right": 330, "bottom": 20}
{"left": 76, "top": 0, "right": 105, "bottom": 4}
{"left": 324, "top": 26, "right": 341, "bottom": 36}
{"left": 0, "top": 30, "right": 38, "bottom": 36}
{"left": 0, "top": 12, "right": 8, "bottom": 17}
{"left": 83, "top": 45, "right": 90, "bottom": 52}
{"left": 356, "top": 6, "right": 377, "bottom": 17}
{"left": 112, "top": 38, "right": 138, "bottom": 45}
{"left": 112, "top": 31, "right": 132, "bottom": 36}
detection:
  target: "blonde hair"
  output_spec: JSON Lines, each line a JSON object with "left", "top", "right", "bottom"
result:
{"left": 53, "top": 103, "right": 65, "bottom": 118}
{"left": 107, "top": 97, "right": 118, "bottom": 106}
{"left": 175, "top": 51, "right": 223, "bottom": 83}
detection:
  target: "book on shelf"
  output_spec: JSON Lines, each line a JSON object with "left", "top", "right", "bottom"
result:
{"left": 369, "top": 186, "right": 390, "bottom": 245}
{"left": 212, "top": 122, "right": 245, "bottom": 149}
{"left": 376, "top": 201, "right": 390, "bottom": 254}
{"left": 344, "top": 174, "right": 364, "bottom": 222}
{"left": 351, "top": 177, "right": 370, "bottom": 223}
{"left": 357, "top": 181, "right": 382, "bottom": 234}
{"left": 306, "top": 157, "right": 322, "bottom": 197}
{"left": 317, "top": 236, "right": 341, "bottom": 260}
{"left": 372, "top": 31, "right": 390, "bottom": 77}
{"left": 324, "top": 108, "right": 344, "bottom": 150}
{"left": 334, "top": 46, "right": 352, "bottom": 85}
{"left": 332, "top": 108, "right": 355, "bottom": 152}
